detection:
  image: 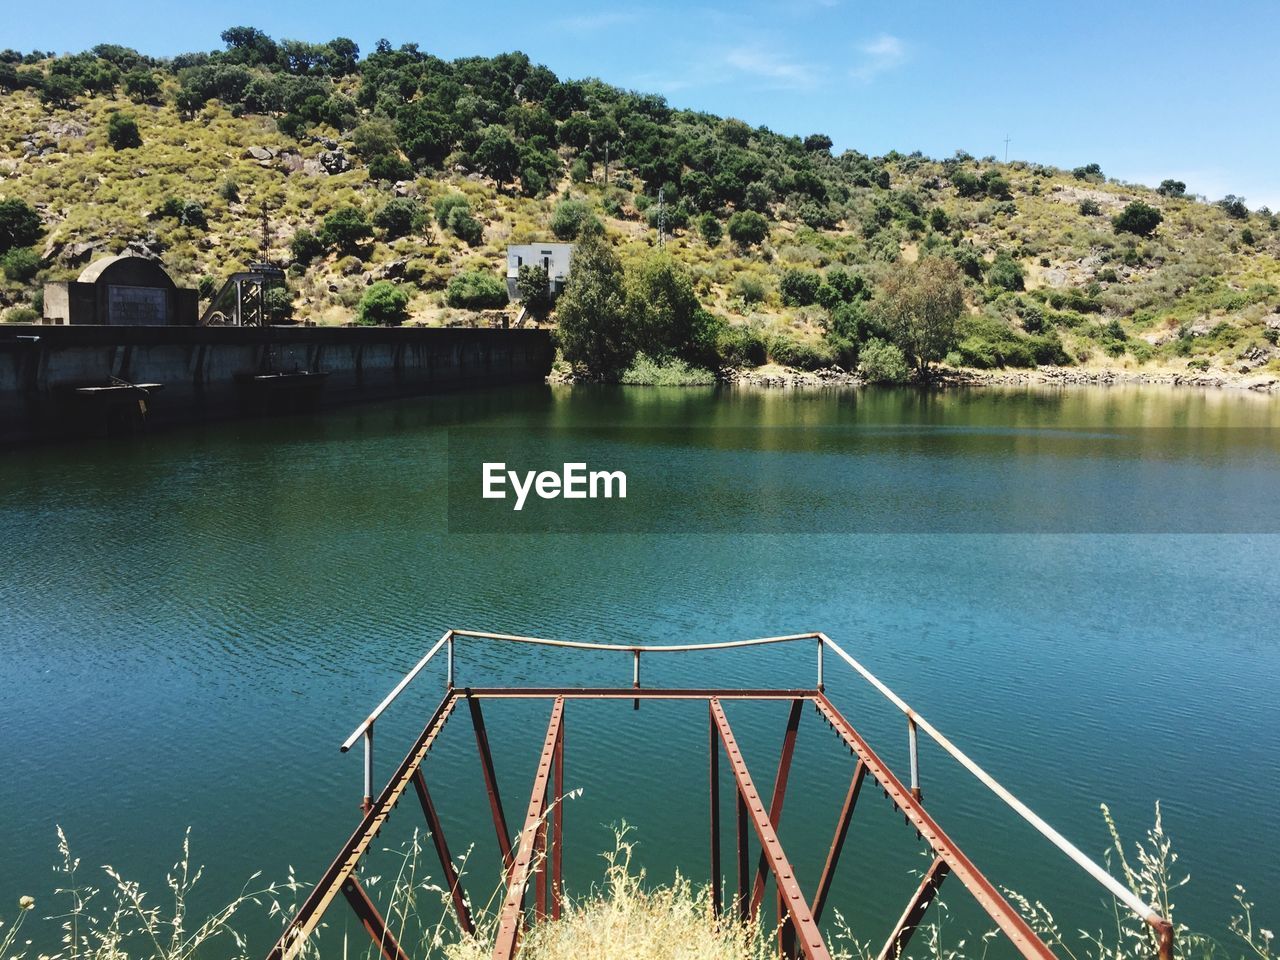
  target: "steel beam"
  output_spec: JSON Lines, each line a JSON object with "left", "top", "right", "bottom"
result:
{"left": 812, "top": 760, "right": 866, "bottom": 924}
{"left": 751, "top": 698, "right": 804, "bottom": 916}
{"left": 492, "top": 698, "right": 566, "bottom": 960}
{"left": 266, "top": 692, "right": 457, "bottom": 960}
{"left": 340, "top": 875, "right": 411, "bottom": 960}
{"left": 710, "top": 699, "right": 833, "bottom": 960}
{"left": 411, "top": 768, "right": 474, "bottom": 935}
{"left": 812, "top": 693, "right": 1054, "bottom": 960}
{"left": 467, "top": 693, "right": 513, "bottom": 870}
{"left": 709, "top": 703, "right": 722, "bottom": 916}
{"left": 463, "top": 687, "right": 817, "bottom": 700}
{"left": 551, "top": 703, "right": 565, "bottom": 920}
{"left": 876, "top": 856, "right": 950, "bottom": 960}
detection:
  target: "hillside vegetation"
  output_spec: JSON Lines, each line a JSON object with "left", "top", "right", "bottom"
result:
{"left": 2, "top": 31, "right": 1279, "bottom": 382}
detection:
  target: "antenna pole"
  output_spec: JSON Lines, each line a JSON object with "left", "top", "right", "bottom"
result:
{"left": 1003, "top": 136, "right": 1011, "bottom": 163}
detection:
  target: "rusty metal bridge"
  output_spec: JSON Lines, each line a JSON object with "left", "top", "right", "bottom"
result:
{"left": 265, "top": 630, "right": 1175, "bottom": 960}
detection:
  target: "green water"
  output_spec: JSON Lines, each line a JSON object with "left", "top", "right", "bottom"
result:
{"left": 2, "top": 383, "right": 1278, "bottom": 957}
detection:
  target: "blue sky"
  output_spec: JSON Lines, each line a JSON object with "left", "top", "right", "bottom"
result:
{"left": 9, "top": 0, "right": 1280, "bottom": 207}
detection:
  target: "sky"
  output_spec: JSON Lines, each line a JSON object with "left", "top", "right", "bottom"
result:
{"left": 8, "top": 0, "right": 1280, "bottom": 208}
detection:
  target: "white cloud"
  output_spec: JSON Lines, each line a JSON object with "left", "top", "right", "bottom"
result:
{"left": 851, "top": 33, "right": 906, "bottom": 82}
{"left": 556, "top": 11, "right": 642, "bottom": 32}
{"left": 723, "top": 46, "right": 821, "bottom": 89}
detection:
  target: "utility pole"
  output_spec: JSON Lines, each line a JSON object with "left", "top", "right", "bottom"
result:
{"left": 259, "top": 200, "right": 272, "bottom": 264}
{"left": 1003, "top": 135, "right": 1011, "bottom": 163}
{"left": 604, "top": 141, "right": 610, "bottom": 186}
{"left": 657, "top": 187, "right": 666, "bottom": 247}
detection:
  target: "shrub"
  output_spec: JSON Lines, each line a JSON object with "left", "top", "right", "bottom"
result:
{"left": 732, "top": 274, "right": 767, "bottom": 305}
{"left": 445, "top": 270, "right": 507, "bottom": 310}
{"left": 620, "top": 354, "right": 716, "bottom": 385}
{"left": 1217, "top": 195, "right": 1249, "bottom": 219}
{"left": 356, "top": 280, "right": 410, "bottom": 326}
{"left": 1113, "top": 201, "right": 1162, "bottom": 237}
{"left": 433, "top": 193, "right": 471, "bottom": 228}
{"left": 123, "top": 69, "right": 160, "bottom": 101}
{"left": 218, "top": 179, "right": 240, "bottom": 203}
{"left": 106, "top": 111, "right": 141, "bottom": 149}
{"left": 1072, "top": 162, "right": 1104, "bottom": 182}
{"left": 1078, "top": 198, "right": 1101, "bottom": 216}
{"left": 859, "top": 338, "right": 909, "bottom": 383}
{"left": 434, "top": 194, "right": 483, "bottom": 245}
{"left": 768, "top": 333, "right": 835, "bottom": 370}
{"left": 716, "top": 324, "right": 767, "bottom": 367}
{"left": 727, "top": 210, "right": 768, "bottom": 248}
{"left": 987, "top": 253, "right": 1024, "bottom": 292}
{"left": 264, "top": 286, "right": 293, "bottom": 323}
{"left": 1, "top": 247, "right": 40, "bottom": 282}
{"left": 197, "top": 275, "right": 216, "bottom": 300}
{"left": 626, "top": 252, "right": 718, "bottom": 366}
{"left": 289, "top": 228, "right": 324, "bottom": 265}
{"left": 779, "top": 268, "right": 822, "bottom": 307}
{"left": 697, "top": 212, "right": 722, "bottom": 247}
{"left": 4, "top": 305, "right": 39, "bottom": 323}
{"left": 151, "top": 197, "right": 208, "bottom": 230}
{"left": 1157, "top": 179, "right": 1186, "bottom": 198}
{"left": 0, "top": 199, "right": 43, "bottom": 254}
{"left": 373, "top": 198, "right": 426, "bottom": 239}
{"left": 550, "top": 199, "right": 598, "bottom": 240}
{"left": 320, "top": 206, "right": 373, "bottom": 254}
{"left": 928, "top": 208, "right": 949, "bottom": 232}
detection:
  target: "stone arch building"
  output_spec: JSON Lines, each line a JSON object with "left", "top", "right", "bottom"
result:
{"left": 43, "top": 253, "right": 199, "bottom": 326}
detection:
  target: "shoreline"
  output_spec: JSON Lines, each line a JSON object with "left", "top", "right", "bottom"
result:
{"left": 709, "top": 364, "right": 1280, "bottom": 393}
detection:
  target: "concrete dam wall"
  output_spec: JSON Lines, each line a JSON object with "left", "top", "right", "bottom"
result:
{"left": 0, "top": 324, "right": 555, "bottom": 442}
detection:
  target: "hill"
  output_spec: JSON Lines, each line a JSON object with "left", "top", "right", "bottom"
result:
{"left": 1, "top": 33, "right": 1278, "bottom": 383}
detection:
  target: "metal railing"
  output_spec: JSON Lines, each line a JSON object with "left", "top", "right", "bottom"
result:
{"left": 338, "top": 628, "right": 1174, "bottom": 959}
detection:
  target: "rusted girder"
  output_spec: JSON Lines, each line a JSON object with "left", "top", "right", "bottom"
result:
{"left": 411, "top": 768, "right": 474, "bottom": 935}
{"left": 709, "top": 706, "right": 722, "bottom": 916}
{"left": 340, "top": 876, "right": 411, "bottom": 960}
{"left": 463, "top": 687, "right": 817, "bottom": 700}
{"left": 551, "top": 704, "right": 565, "bottom": 920}
{"left": 266, "top": 692, "right": 457, "bottom": 960}
{"left": 492, "top": 697, "right": 566, "bottom": 960}
{"left": 876, "top": 856, "right": 950, "bottom": 960}
{"left": 812, "top": 760, "right": 867, "bottom": 924}
{"left": 468, "top": 693, "right": 514, "bottom": 870}
{"left": 710, "top": 699, "right": 833, "bottom": 960}
{"left": 812, "top": 693, "right": 1054, "bottom": 960}
{"left": 751, "top": 699, "right": 804, "bottom": 916}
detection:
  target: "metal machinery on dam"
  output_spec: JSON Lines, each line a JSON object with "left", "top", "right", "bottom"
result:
{"left": 266, "top": 630, "right": 1176, "bottom": 960}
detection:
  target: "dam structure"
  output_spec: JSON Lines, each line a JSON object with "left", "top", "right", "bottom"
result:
{"left": 0, "top": 324, "right": 553, "bottom": 443}
{"left": 266, "top": 630, "right": 1176, "bottom": 960}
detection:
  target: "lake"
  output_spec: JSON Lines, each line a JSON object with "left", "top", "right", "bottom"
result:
{"left": 2, "top": 383, "right": 1277, "bottom": 957}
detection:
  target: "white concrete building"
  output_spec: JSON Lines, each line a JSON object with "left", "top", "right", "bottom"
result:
{"left": 506, "top": 243, "right": 574, "bottom": 300}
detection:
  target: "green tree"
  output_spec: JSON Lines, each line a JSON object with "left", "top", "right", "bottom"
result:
{"left": 473, "top": 126, "right": 520, "bottom": 190}
{"left": 289, "top": 228, "right": 324, "bottom": 265}
{"left": 264, "top": 286, "right": 294, "bottom": 323}
{"left": 0, "top": 199, "right": 43, "bottom": 254}
{"left": 556, "top": 231, "right": 633, "bottom": 379}
{"left": 445, "top": 270, "right": 508, "bottom": 309}
{"left": 1217, "top": 195, "right": 1249, "bottom": 219}
{"left": 625, "top": 251, "right": 716, "bottom": 365}
{"left": 858, "top": 338, "right": 909, "bottom": 383}
{"left": 727, "top": 210, "right": 768, "bottom": 248}
{"left": 40, "top": 73, "right": 79, "bottom": 108}
{"left": 780, "top": 269, "right": 823, "bottom": 307}
{"left": 550, "top": 199, "right": 598, "bottom": 240}
{"left": 320, "top": 206, "right": 373, "bottom": 254}
{"left": 987, "top": 253, "right": 1025, "bottom": 292}
{"left": 516, "top": 264, "right": 553, "bottom": 321}
{"left": 697, "top": 212, "right": 722, "bottom": 246}
{"left": 106, "top": 112, "right": 141, "bottom": 150}
{"left": 1, "top": 247, "right": 40, "bottom": 282}
{"left": 1112, "top": 201, "right": 1162, "bottom": 237}
{"left": 875, "top": 256, "right": 965, "bottom": 378}
{"left": 373, "top": 198, "right": 426, "bottom": 239}
{"left": 357, "top": 281, "right": 410, "bottom": 326}
{"left": 1157, "top": 179, "right": 1186, "bottom": 198}
{"left": 123, "top": 70, "right": 160, "bottom": 102}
